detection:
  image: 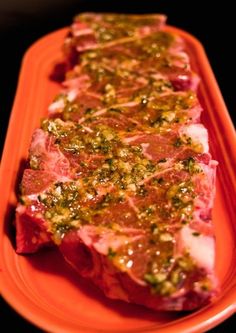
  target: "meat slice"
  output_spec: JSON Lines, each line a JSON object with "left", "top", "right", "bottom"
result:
{"left": 64, "top": 13, "right": 166, "bottom": 62}
{"left": 16, "top": 112, "right": 218, "bottom": 309}
{"left": 15, "top": 12, "right": 218, "bottom": 312}
{"left": 49, "top": 90, "right": 201, "bottom": 126}
{"left": 59, "top": 224, "right": 216, "bottom": 311}
{"left": 53, "top": 30, "right": 198, "bottom": 118}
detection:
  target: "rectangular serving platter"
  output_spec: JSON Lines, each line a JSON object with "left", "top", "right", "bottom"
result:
{"left": 0, "top": 26, "right": 236, "bottom": 333}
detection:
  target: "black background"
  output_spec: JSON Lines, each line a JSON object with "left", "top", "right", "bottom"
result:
{"left": 0, "top": 0, "right": 235, "bottom": 332}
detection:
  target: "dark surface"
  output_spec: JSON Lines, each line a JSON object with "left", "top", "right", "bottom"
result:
{"left": 0, "top": 1, "right": 235, "bottom": 332}
{"left": 0, "top": 294, "right": 235, "bottom": 333}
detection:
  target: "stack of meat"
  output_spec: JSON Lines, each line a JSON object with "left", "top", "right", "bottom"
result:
{"left": 16, "top": 13, "right": 218, "bottom": 311}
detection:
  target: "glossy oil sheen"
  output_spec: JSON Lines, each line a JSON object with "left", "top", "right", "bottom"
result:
{"left": 0, "top": 27, "right": 235, "bottom": 333}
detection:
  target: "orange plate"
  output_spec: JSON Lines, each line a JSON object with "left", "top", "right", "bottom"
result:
{"left": 0, "top": 27, "right": 236, "bottom": 333}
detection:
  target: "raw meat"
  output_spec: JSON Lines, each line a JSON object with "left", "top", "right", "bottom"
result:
{"left": 15, "top": 13, "right": 218, "bottom": 311}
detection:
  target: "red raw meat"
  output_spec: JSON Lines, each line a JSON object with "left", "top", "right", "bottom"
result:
{"left": 64, "top": 13, "right": 166, "bottom": 60}
{"left": 15, "top": 13, "right": 218, "bottom": 311}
